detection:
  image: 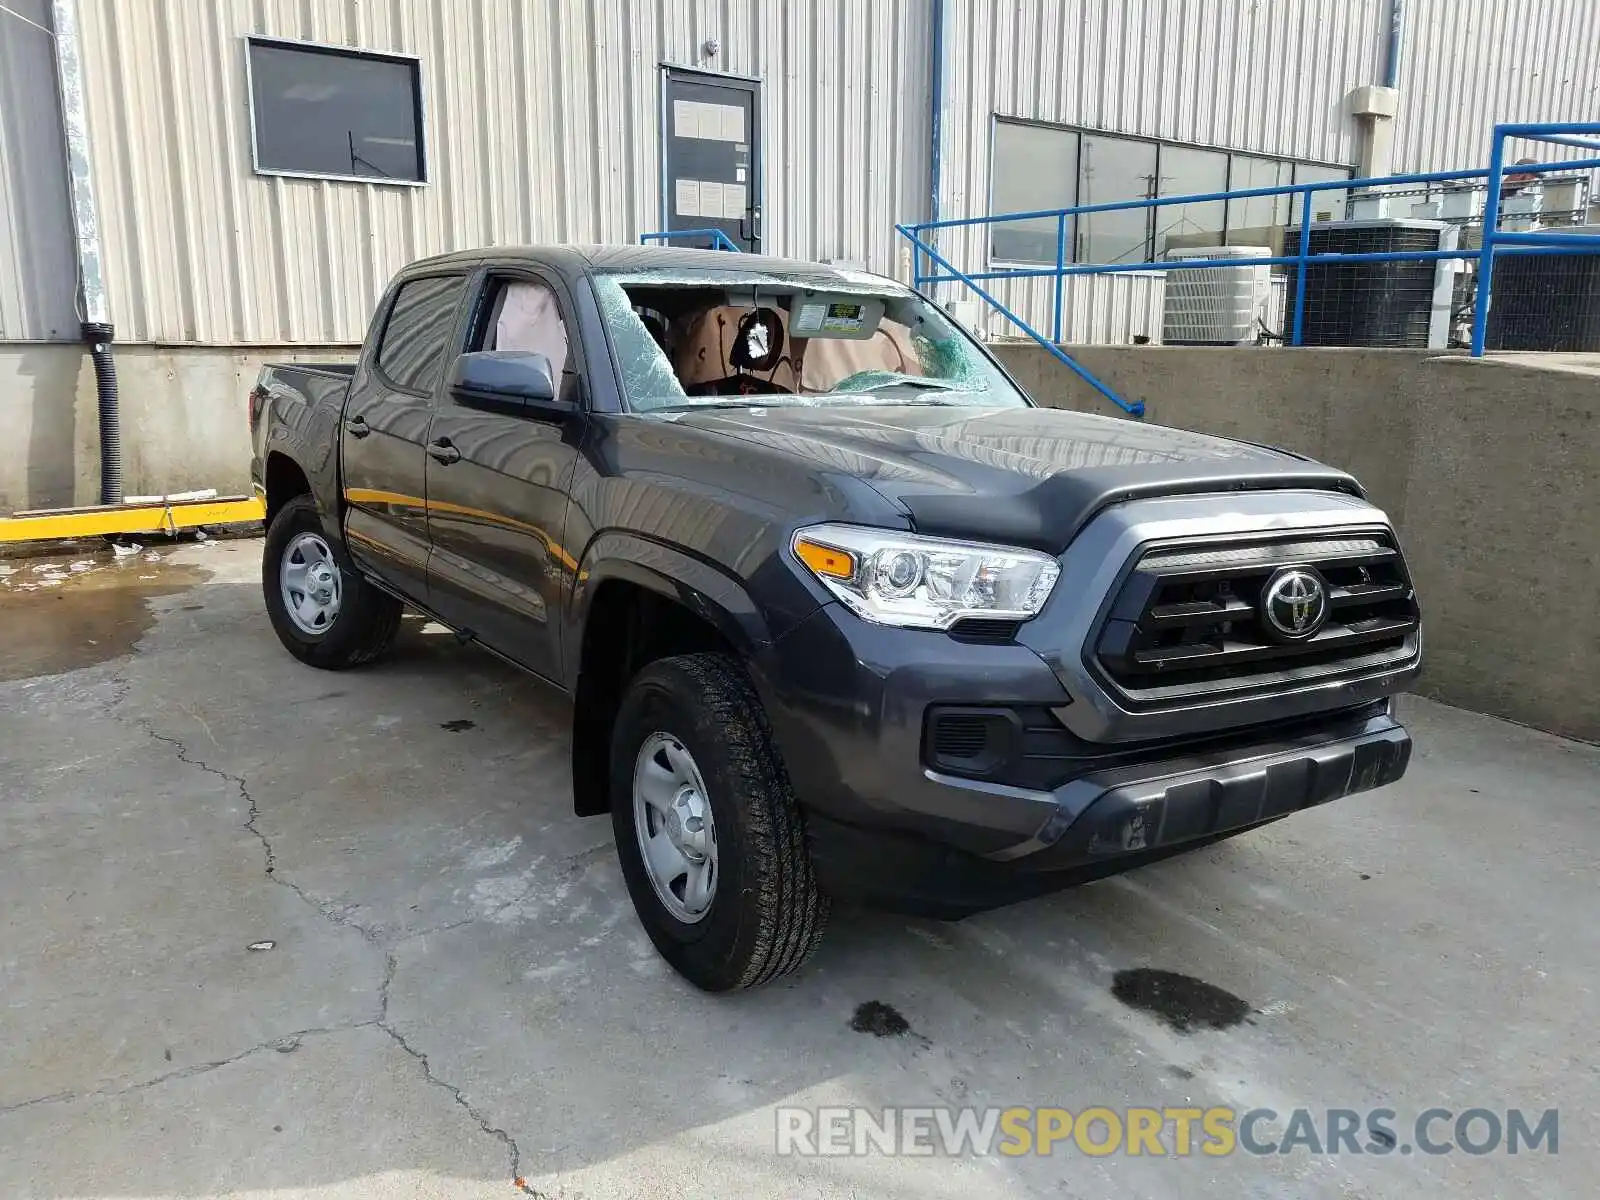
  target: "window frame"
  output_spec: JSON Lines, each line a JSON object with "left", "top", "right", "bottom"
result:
{"left": 243, "top": 34, "right": 429, "bottom": 187}
{"left": 463, "top": 267, "right": 587, "bottom": 408}
{"left": 372, "top": 273, "right": 470, "bottom": 397}
{"left": 986, "top": 115, "right": 1355, "bottom": 269}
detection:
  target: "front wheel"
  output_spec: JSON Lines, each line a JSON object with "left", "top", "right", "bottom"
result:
{"left": 610, "top": 653, "right": 828, "bottom": 991}
{"left": 262, "top": 495, "right": 402, "bottom": 669}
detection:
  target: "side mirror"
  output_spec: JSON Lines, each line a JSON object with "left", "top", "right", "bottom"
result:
{"left": 448, "top": 351, "right": 574, "bottom": 417}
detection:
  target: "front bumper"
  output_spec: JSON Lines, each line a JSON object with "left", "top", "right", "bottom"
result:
{"left": 758, "top": 602, "right": 1412, "bottom": 915}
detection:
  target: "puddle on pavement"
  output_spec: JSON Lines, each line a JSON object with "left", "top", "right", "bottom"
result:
{"left": 0, "top": 548, "right": 211, "bottom": 680}
{"left": 1111, "top": 968, "right": 1251, "bottom": 1034}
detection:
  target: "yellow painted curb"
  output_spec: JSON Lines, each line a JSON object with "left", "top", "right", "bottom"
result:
{"left": 0, "top": 496, "right": 265, "bottom": 543}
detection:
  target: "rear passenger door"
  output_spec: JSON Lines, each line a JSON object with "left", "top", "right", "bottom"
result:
{"left": 423, "top": 269, "right": 585, "bottom": 684}
{"left": 342, "top": 273, "right": 467, "bottom": 600}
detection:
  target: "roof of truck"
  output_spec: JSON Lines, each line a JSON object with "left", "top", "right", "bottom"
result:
{"left": 402, "top": 244, "right": 900, "bottom": 289}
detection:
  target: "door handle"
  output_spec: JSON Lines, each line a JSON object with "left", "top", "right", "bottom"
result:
{"left": 344, "top": 415, "right": 370, "bottom": 438}
{"left": 427, "top": 438, "right": 461, "bottom": 465}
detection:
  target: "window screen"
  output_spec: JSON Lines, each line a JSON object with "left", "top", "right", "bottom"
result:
{"left": 377, "top": 276, "right": 465, "bottom": 393}
{"left": 247, "top": 38, "right": 425, "bottom": 183}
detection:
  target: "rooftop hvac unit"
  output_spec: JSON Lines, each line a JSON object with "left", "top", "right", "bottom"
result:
{"left": 1486, "top": 228, "right": 1600, "bottom": 351}
{"left": 1161, "top": 245, "right": 1272, "bottom": 345}
{"left": 1283, "top": 219, "right": 1449, "bottom": 348}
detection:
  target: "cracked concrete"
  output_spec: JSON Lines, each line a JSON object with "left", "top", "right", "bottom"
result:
{"left": 3, "top": 539, "right": 1597, "bottom": 1199}
{"left": 139, "top": 669, "right": 538, "bottom": 1191}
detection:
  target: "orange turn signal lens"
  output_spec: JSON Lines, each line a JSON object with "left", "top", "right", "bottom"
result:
{"left": 794, "top": 538, "right": 856, "bottom": 580}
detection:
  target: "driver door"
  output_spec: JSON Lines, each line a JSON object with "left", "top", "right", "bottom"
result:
{"left": 424, "top": 270, "right": 585, "bottom": 684}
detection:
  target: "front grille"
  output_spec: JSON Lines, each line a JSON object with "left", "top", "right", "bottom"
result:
{"left": 1093, "top": 529, "right": 1419, "bottom": 707}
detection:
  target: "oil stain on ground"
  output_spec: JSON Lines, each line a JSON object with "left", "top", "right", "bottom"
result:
{"left": 0, "top": 550, "right": 210, "bottom": 681}
{"left": 440, "top": 718, "right": 477, "bottom": 732}
{"left": 1111, "top": 968, "right": 1251, "bottom": 1033}
{"left": 850, "top": 1000, "right": 912, "bottom": 1038}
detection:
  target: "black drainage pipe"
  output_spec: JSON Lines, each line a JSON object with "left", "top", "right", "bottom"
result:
{"left": 82, "top": 320, "right": 122, "bottom": 505}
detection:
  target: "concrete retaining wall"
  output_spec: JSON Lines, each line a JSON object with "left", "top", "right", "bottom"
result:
{"left": 994, "top": 344, "right": 1600, "bottom": 742}
{"left": 0, "top": 343, "right": 357, "bottom": 512}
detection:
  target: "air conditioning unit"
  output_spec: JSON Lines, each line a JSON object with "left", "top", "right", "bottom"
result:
{"left": 1161, "top": 245, "right": 1272, "bottom": 345}
{"left": 1487, "top": 227, "right": 1600, "bottom": 351}
{"left": 1283, "top": 219, "right": 1450, "bottom": 348}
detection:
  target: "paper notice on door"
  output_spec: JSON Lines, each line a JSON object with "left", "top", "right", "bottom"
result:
{"left": 672, "top": 99, "right": 702, "bottom": 140}
{"left": 674, "top": 178, "right": 702, "bottom": 217}
{"left": 673, "top": 98, "right": 746, "bottom": 142}
{"left": 719, "top": 182, "right": 748, "bottom": 218}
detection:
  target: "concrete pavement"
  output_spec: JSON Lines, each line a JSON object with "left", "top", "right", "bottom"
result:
{"left": 2, "top": 539, "right": 1595, "bottom": 1198}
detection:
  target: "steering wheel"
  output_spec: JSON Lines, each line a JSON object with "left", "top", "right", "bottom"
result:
{"left": 686, "top": 374, "right": 793, "bottom": 398}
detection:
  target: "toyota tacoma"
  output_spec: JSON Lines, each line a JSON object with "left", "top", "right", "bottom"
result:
{"left": 249, "top": 246, "right": 1421, "bottom": 991}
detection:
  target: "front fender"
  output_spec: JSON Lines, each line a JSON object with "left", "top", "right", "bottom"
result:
{"left": 566, "top": 531, "right": 777, "bottom": 688}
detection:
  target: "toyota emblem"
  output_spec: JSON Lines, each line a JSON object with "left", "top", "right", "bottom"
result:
{"left": 1262, "top": 567, "right": 1328, "bottom": 640}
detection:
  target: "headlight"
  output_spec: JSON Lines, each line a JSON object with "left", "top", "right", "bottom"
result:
{"left": 791, "top": 523, "right": 1060, "bottom": 630}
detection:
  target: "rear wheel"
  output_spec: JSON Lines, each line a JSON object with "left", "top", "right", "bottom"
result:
{"left": 610, "top": 653, "right": 828, "bottom": 991}
{"left": 262, "top": 495, "right": 402, "bottom": 669}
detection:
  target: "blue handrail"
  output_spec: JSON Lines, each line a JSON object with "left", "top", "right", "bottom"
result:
{"left": 899, "top": 126, "right": 1600, "bottom": 411}
{"left": 896, "top": 222, "right": 1145, "bottom": 416}
{"left": 638, "top": 228, "right": 741, "bottom": 253}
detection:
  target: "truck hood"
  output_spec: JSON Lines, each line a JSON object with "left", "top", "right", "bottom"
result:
{"left": 666, "top": 403, "right": 1359, "bottom": 552}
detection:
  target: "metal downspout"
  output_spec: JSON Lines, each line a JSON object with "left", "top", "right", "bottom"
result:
{"left": 50, "top": 0, "right": 122, "bottom": 504}
{"left": 1383, "top": 0, "right": 1405, "bottom": 89}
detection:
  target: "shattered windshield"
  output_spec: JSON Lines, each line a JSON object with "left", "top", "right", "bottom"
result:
{"left": 591, "top": 269, "right": 1031, "bottom": 413}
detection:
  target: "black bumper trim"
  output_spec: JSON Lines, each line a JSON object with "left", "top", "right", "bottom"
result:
{"left": 1001, "top": 715, "right": 1411, "bottom": 870}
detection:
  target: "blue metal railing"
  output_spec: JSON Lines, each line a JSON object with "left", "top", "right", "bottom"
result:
{"left": 897, "top": 121, "right": 1600, "bottom": 414}
{"left": 639, "top": 228, "right": 741, "bottom": 253}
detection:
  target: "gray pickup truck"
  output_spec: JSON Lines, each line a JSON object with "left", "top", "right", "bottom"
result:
{"left": 249, "top": 245, "right": 1421, "bottom": 991}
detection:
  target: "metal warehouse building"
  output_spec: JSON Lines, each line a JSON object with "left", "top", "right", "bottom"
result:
{"left": 2, "top": 0, "right": 1598, "bottom": 512}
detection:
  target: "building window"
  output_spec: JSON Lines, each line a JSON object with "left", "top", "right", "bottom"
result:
{"left": 990, "top": 122, "right": 1079, "bottom": 264}
{"left": 1078, "top": 133, "right": 1157, "bottom": 265}
{"left": 246, "top": 37, "right": 425, "bottom": 184}
{"left": 1155, "top": 145, "right": 1228, "bottom": 257}
{"left": 989, "top": 118, "right": 1354, "bottom": 265}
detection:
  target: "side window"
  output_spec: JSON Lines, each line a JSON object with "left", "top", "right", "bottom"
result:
{"left": 477, "top": 277, "right": 574, "bottom": 399}
{"left": 376, "top": 275, "right": 466, "bottom": 393}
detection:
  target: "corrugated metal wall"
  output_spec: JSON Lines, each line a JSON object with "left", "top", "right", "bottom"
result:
{"left": 932, "top": 0, "right": 1600, "bottom": 344}
{"left": 70, "top": 0, "right": 930, "bottom": 345}
{"left": 0, "top": 0, "right": 79, "bottom": 342}
{"left": 8, "top": 0, "right": 1599, "bottom": 349}
{"left": 934, "top": 0, "right": 1391, "bottom": 343}
{"left": 1395, "top": 0, "right": 1600, "bottom": 172}
{"left": 938, "top": 0, "right": 1386, "bottom": 228}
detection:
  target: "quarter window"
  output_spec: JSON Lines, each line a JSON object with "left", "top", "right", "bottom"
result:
{"left": 246, "top": 37, "right": 425, "bottom": 183}
{"left": 376, "top": 276, "right": 465, "bottom": 393}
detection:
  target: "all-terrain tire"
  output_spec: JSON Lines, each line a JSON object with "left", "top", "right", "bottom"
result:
{"left": 262, "top": 495, "right": 402, "bottom": 669}
{"left": 610, "top": 652, "right": 829, "bottom": 991}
